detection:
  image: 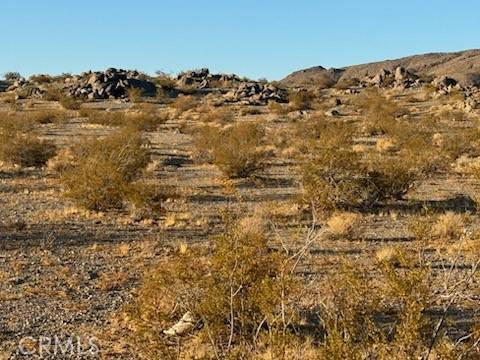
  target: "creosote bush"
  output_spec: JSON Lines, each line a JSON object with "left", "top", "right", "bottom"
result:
{"left": 0, "top": 113, "right": 56, "bottom": 167}
{"left": 298, "top": 114, "right": 438, "bottom": 211}
{"left": 126, "top": 215, "right": 301, "bottom": 359}
{"left": 193, "top": 122, "right": 268, "bottom": 178}
{"left": 288, "top": 89, "right": 317, "bottom": 111}
{"left": 125, "top": 219, "right": 477, "bottom": 359}
{"left": 355, "top": 89, "right": 409, "bottom": 135}
{"left": 60, "top": 128, "right": 151, "bottom": 211}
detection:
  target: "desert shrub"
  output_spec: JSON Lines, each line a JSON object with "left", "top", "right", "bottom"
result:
{"left": 127, "top": 87, "right": 144, "bottom": 103}
{"left": 316, "top": 252, "right": 442, "bottom": 359}
{"left": 298, "top": 118, "right": 375, "bottom": 211}
{"left": 59, "top": 96, "right": 81, "bottom": 110}
{"left": 193, "top": 122, "right": 267, "bottom": 178}
{"left": 239, "top": 106, "right": 262, "bottom": 116}
{"left": 355, "top": 89, "right": 409, "bottom": 135}
{"left": 60, "top": 128, "right": 150, "bottom": 211}
{"left": 288, "top": 90, "right": 317, "bottom": 110}
{"left": 4, "top": 72, "right": 21, "bottom": 81}
{"left": 431, "top": 212, "right": 466, "bottom": 240}
{"left": 0, "top": 133, "right": 56, "bottom": 167}
{"left": 439, "top": 129, "right": 480, "bottom": 161}
{"left": 42, "top": 84, "right": 64, "bottom": 101}
{"left": 301, "top": 146, "right": 375, "bottom": 211}
{"left": 198, "top": 106, "right": 234, "bottom": 124}
{"left": 154, "top": 71, "right": 176, "bottom": 90}
{"left": 171, "top": 95, "right": 199, "bottom": 113}
{"left": 126, "top": 216, "right": 301, "bottom": 358}
{"left": 268, "top": 101, "right": 290, "bottom": 115}
{"left": 299, "top": 116, "right": 435, "bottom": 210}
{"left": 80, "top": 108, "right": 166, "bottom": 132}
{"left": 192, "top": 124, "right": 221, "bottom": 162}
{"left": 29, "top": 74, "right": 52, "bottom": 84}
{"left": 0, "top": 115, "right": 56, "bottom": 167}
{"left": 0, "top": 110, "right": 63, "bottom": 127}
{"left": 125, "top": 222, "right": 476, "bottom": 359}
{"left": 366, "top": 152, "right": 426, "bottom": 201}
{"left": 24, "top": 110, "right": 67, "bottom": 124}
{"left": 334, "top": 77, "right": 360, "bottom": 90}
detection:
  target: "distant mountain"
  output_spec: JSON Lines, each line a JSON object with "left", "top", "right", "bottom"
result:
{"left": 281, "top": 49, "right": 480, "bottom": 87}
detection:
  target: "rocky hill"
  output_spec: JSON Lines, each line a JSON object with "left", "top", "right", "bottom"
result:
{"left": 281, "top": 49, "right": 480, "bottom": 87}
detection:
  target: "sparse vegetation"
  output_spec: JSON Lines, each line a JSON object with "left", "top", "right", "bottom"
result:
{"left": 193, "top": 122, "right": 268, "bottom": 178}
{"left": 59, "top": 96, "right": 81, "bottom": 110}
{"left": 288, "top": 89, "right": 317, "bottom": 110}
{"left": 2, "top": 59, "right": 480, "bottom": 359}
{"left": 80, "top": 107, "right": 167, "bottom": 131}
{"left": 59, "top": 128, "right": 151, "bottom": 211}
{"left": 0, "top": 112, "right": 57, "bottom": 167}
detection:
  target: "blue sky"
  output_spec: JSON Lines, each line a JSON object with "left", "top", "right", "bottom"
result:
{"left": 1, "top": 1, "right": 478, "bottom": 80}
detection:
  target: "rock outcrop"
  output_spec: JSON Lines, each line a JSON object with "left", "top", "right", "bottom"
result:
{"left": 281, "top": 49, "right": 480, "bottom": 88}
{"left": 66, "top": 68, "right": 156, "bottom": 99}
{"left": 0, "top": 80, "right": 9, "bottom": 92}
{"left": 176, "top": 68, "right": 242, "bottom": 89}
{"left": 362, "top": 66, "right": 420, "bottom": 89}
{"left": 224, "top": 82, "right": 287, "bottom": 105}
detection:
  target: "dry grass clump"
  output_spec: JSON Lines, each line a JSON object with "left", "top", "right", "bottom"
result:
{"left": 0, "top": 113, "right": 56, "bottom": 167}
{"left": 439, "top": 129, "right": 480, "bottom": 162}
{"left": 126, "top": 87, "right": 146, "bottom": 103}
{"left": 326, "top": 211, "right": 360, "bottom": 238}
{"left": 0, "top": 132, "right": 56, "bottom": 167}
{"left": 239, "top": 106, "right": 262, "bottom": 116}
{"left": 431, "top": 212, "right": 466, "bottom": 240}
{"left": 171, "top": 95, "right": 199, "bottom": 114}
{"left": 197, "top": 106, "right": 234, "bottom": 124}
{"left": 42, "top": 84, "right": 64, "bottom": 101}
{"left": 268, "top": 101, "right": 291, "bottom": 115}
{"left": 126, "top": 216, "right": 301, "bottom": 359}
{"left": 355, "top": 89, "right": 409, "bottom": 136}
{"left": 288, "top": 90, "right": 317, "bottom": 111}
{"left": 80, "top": 107, "right": 166, "bottom": 131}
{"left": 155, "top": 72, "right": 176, "bottom": 90}
{"left": 59, "top": 96, "right": 81, "bottom": 110}
{"left": 59, "top": 128, "right": 151, "bottom": 211}
{"left": 26, "top": 110, "right": 67, "bottom": 124}
{"left": 193, "top": 122, "right": 268, "bottom": 178}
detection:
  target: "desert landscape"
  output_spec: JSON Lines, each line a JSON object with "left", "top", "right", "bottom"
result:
{"left": 0, "top": 49, "right": 480, "bottom": 359}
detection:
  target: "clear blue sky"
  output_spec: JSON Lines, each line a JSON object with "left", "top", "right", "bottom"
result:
{"left": 1, "top": 1, "right": 478, "bottom": 80}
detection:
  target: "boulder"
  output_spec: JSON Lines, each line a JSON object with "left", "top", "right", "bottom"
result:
{"left": 433, "top": 75, "right": 457, "bottom": 88}
{"left": 224, "top": 82, "right": 287, "bottom": 105}
{"left": 465, "top": 97, "right": 478, "bottom": 113}
{"left": 65, "top": 68, "right": 157, "bottom": 100}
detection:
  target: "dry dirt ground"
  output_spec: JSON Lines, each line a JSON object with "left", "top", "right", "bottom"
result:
{"left": 0, "top": 88, "right": 479, "bottom": 358}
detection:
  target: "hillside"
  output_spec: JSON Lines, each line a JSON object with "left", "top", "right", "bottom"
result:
{"left": 281, "top": 49, "right": 480, "bottom": 87}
